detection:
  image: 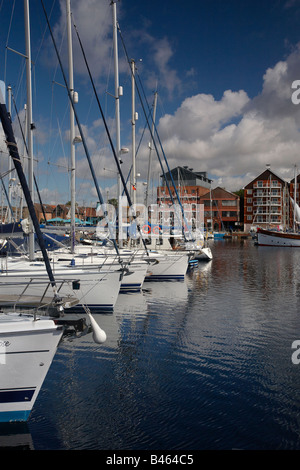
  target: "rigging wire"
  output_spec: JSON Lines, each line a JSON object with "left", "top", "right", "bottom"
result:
{"left": 4, "top": 0, "right": 16, "bottom": 86}
{"left": 40, "top": 0, "right": 125, "bottom": 261}
{"left": 11, "top": 91, "right": 48, "bottom": 223}
{"left": 117, "top": 26, "right": 192, "bottom": 241}
{"left": 69, "top": 12, "right": 150, "bottom": 255}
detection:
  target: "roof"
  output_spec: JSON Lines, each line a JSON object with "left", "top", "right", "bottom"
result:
{"left": 162, "top": 166, "right": 213, "bottom": 185}
{"left": 244, "top": 168, "right": 287, "bottom": 188}
{"left": 200, "top": 186, "right": 239, "bottom": 200}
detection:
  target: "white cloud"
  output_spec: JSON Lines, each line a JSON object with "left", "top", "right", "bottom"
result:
{"left": 154, "top": 45, "right": 300, "bottom": 191}
{"left": 159, "top": 90, "right": 249, "bottom": 142}
{"left": 43, "top": 0, "right": 114, "bottom": 86}
{"left": 36, "top": 2, "right": 300, "bottom": 199}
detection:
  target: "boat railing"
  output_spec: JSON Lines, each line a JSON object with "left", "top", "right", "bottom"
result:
{"left": 0, "top": 277, "right": 79, "bottom": 313}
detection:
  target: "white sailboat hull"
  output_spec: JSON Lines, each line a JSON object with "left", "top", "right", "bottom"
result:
{"left": 46, "top": 248, "right": 148, "bottom": 292}
{"left": 108, "top": 249, "right": 189, "bottom": 281}
{"left": 0, "top": 260, "right": 122, "bottom": 311}
{"left": 0, "top": 313, "right": 63, "bottom": 422}
{"left": 257, "top": 228, "right": 300, "bottom": 247}
{"left": 143, "top": 252, "right": 189, "bottom": 281}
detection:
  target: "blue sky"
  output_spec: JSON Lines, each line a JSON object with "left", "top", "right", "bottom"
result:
{"left": 1, "top": 0, "right": 300, "bottom": 206}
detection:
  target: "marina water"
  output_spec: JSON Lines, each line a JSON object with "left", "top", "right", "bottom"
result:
{"left": 2, "top": 239, "right": 300, "bottom": 450}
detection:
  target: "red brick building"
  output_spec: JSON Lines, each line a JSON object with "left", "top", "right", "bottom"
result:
{"left": 243, "top": 168, "right": 289, "bottom": 232}
{"left": 157, "top": 166, "right": 240, "bottom": 231}
{"left": 199, "top": 187, "right": 240, "bottom": 232}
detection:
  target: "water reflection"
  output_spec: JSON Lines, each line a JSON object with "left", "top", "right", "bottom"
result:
{"left": 0, "top": 422, "right": 34, "bottom": 450}
{"left": 3, "top": 240, "right": 300, "bottom": 449}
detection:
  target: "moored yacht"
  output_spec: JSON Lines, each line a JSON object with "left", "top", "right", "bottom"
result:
{"left": 0, "top": 312, "right": 63, "bottom": 422}
{"left": 0, "top": 256, "right": 123, "bottom": 311}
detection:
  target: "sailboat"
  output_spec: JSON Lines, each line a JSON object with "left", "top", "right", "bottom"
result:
{"left": 0, "top": 57, "right": 107, "bottom": 422}
{"left": 257, "top": 167, "right": 300, "bottom": 247}
{"left": 0, "top": 0, "right": 125, "bottom": 311}
{"left": 0, "top": 171, "right": 66, "bottom": 422}
{"left": 30, "top": 0, "right": 148, "bottom": 294}
{"left": 256, "top": 227, "right": 300, "bottom": 247}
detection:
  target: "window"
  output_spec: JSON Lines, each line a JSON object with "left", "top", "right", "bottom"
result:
{"left": 247, "top": 198, "right": 252, "bottom": 203}
{"left": 222, "top": 200, "right": 236, "bottom": 206}
{"left": 247, "top": 206, "right": 252, "bottom": 212}
{"left": 247, "top": 189, "right": 252, "bottom": 195}
{"left": 222, "top": 211, "right": 237, "bottom": 217}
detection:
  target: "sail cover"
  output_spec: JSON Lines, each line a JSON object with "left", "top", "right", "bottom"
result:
{"left": 290, "top": 197, "right": 300, "bottom": 224}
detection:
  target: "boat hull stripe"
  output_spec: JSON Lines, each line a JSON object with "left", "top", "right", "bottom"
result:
{"left": 0, "top": 388, "right": 35, "bottom": 403}
{"left": 144, "top": 275, "right": 185, "bottom": 281}
{"left": 0, "top": 410, "right": 31, "bottom": 422}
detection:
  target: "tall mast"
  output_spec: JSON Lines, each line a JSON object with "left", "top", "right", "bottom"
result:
{"left": 66, "top": 0, "right": 76, "bottom": 253}
{"left": 145, "top": 91, "right": 157, "bottom": 209}
{"left": 24, "top": 0, "right": 35, "bottom": 260}
{"left": 294, "top": 164, "right": 297, "bottom": 232}
{"left": 131, "top": 58, "right": 136, "bottom": 207}
{"left": 111, "top": 0, "right": 123, "bottom": 246}
{"left": 7, "top": 85, "right": 13, "bottom": 223}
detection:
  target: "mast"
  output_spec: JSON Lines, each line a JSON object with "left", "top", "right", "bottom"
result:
{"left": 24, "top": 0, "right": 35, "bottom": 260}
{"left": 145, "top": 91, "right": 157, "bottom": 209}
{"left": 7, "top": 85, "right": 13, "bottom": 223}
{"left": 66, "top": 0, "right": 76, "bottom": 253}
{"left": 131, "top": 58, "right": 137, "bottom": 207}
{"left": 0, "top": 88, "right": 63, "bottom": 314}
{"left": 111, "top": 0, "right": 123, "bottom": 246}
{"left": 294, "top": 164, "right": 297, "bottom": 232}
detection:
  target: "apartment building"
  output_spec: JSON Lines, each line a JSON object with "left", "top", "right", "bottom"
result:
{"left": 199, "top": 187, "right": 240, "bottom": 232}
{"left": 157, "top": 166, "right": 212, "bottom": 204}
{"left": 243, "top": 168, "right": 289, "bottom": 232}
{"left": 157, "top": 166, "right": 240, "bottom": 231}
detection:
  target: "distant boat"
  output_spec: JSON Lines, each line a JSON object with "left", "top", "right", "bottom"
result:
{"left": 256, "top": 228, "right": 300, "bottom": 247}
{"left": 257, "top": 167, "right": 300, "bottom": 247}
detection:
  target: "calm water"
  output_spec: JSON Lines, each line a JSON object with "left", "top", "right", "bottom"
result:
{"left": 2, "top": 239, "right": 300, "bottom": 450}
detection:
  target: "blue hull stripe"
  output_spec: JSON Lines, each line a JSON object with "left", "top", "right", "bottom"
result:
{"left": 0, "top": 410, "right": 31, "bottom": 422}
{"left": 68, "top": 304, "right": 114, "bottom": 312}
{"left": 0, "top": 388, "right": 35, "bottom": 404}
{"left": 120, "top": 283, "right": 142, "bottom": 292}
{"left": 145, "top": 275, "right": 184, "bottom": 281}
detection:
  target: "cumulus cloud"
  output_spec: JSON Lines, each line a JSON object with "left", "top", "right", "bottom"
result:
{"left": 159, "top": 90, "right": 250, "bottom": 142}
{"left": 43, "top": 0, "right": 114, "bottom": 86}
{"left": 154, "top": 44, "right": 300, "bottom": 191}
{"left": 4, "top": 0, "right": 300, "bottom": 204}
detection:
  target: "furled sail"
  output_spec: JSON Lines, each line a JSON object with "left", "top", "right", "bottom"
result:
{"left": 290, "top": 197, "right": 300, "bottom": 224}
